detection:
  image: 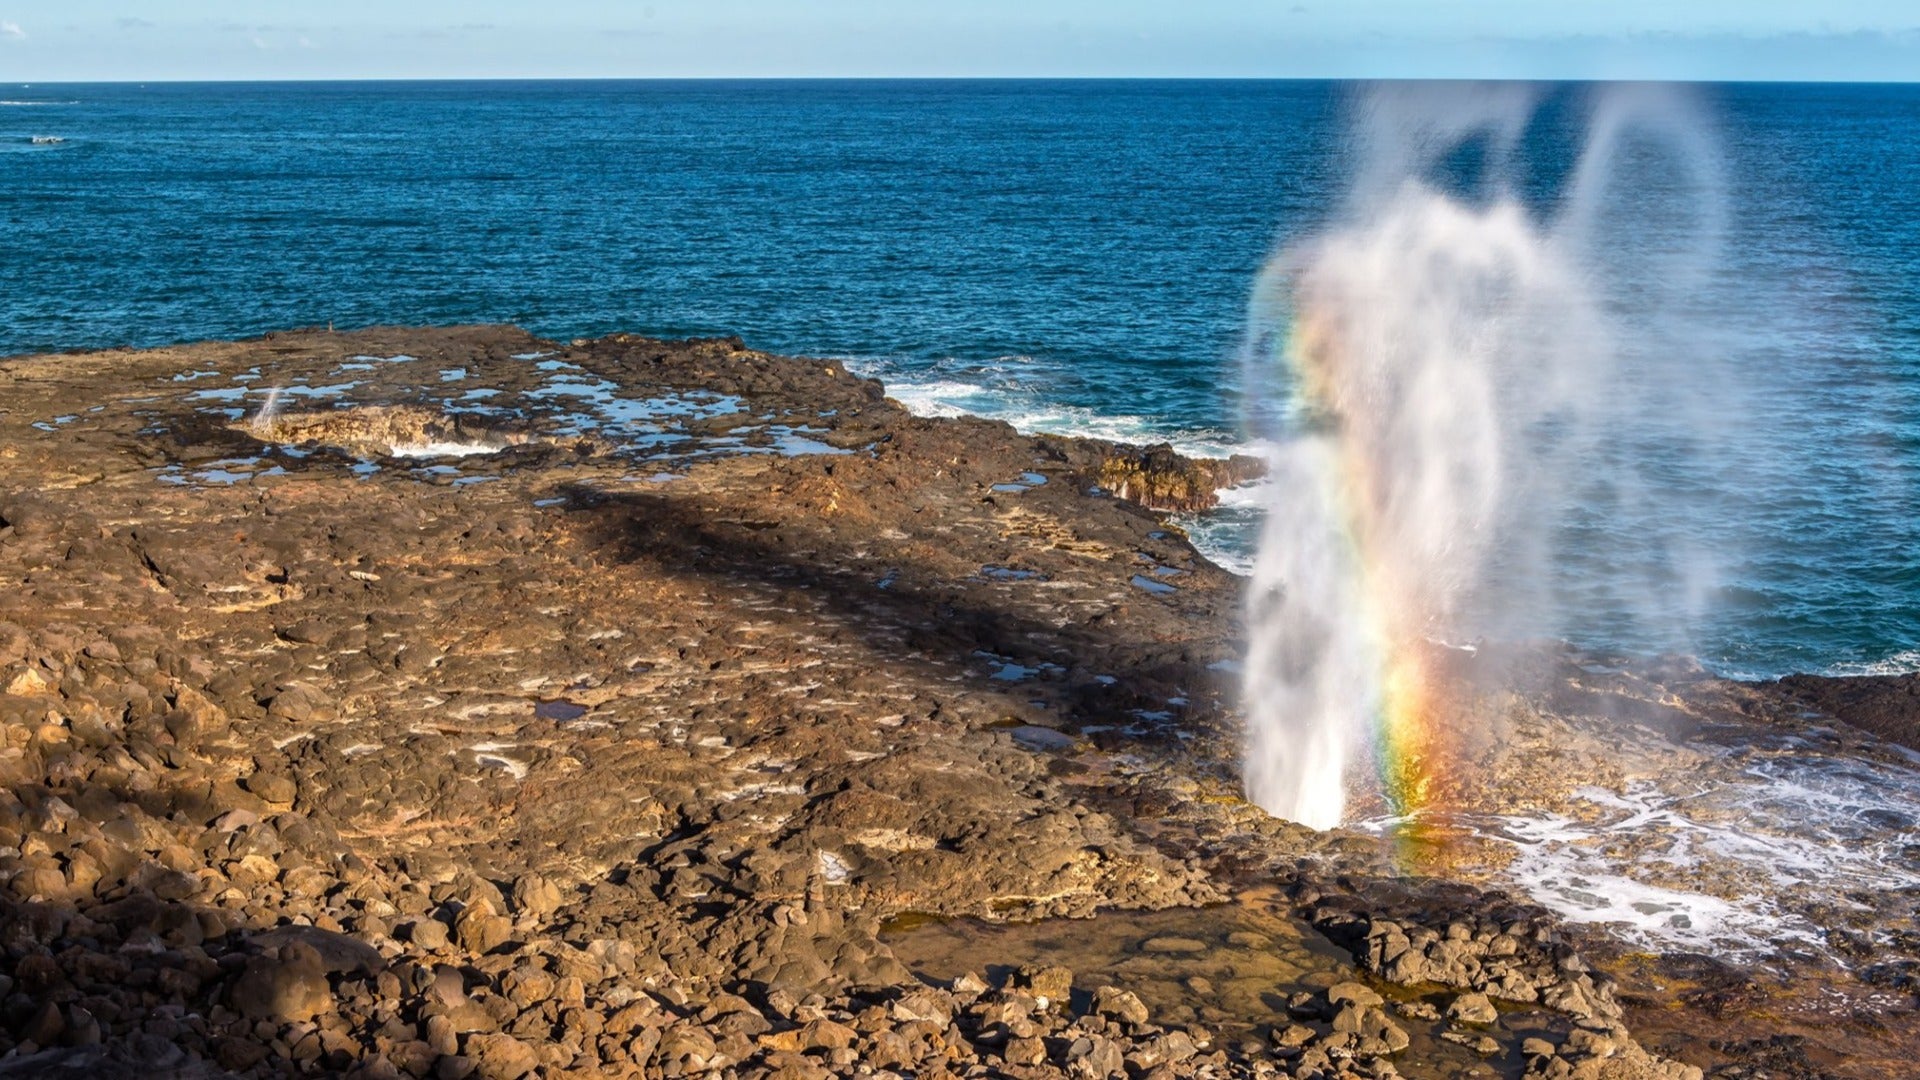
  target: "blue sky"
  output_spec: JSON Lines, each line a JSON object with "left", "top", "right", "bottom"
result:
{"left": 1, "top": 2, "right": 1915, "bottom": 81}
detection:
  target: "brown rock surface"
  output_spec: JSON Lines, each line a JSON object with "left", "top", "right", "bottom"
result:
{"left": 0, "top": 325, "right": 1897, "bottom": 1078}
{"left": 1773, "top": 670, "right": 1920, "bottom": 749}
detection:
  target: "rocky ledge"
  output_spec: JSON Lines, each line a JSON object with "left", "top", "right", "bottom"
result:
{"left": 0, "top": 326, "right": 1908, "bottom": 1079}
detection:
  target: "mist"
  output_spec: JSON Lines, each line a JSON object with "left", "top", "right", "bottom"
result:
{"left": 1241, "top": 82, "right": 1738, "bottom": 827}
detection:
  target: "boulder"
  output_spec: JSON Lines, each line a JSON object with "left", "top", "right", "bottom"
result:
{"left": 228, "top": 942, "right": 334, "bottom": 1022}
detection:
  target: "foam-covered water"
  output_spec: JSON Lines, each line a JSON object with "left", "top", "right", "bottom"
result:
{"left": 1366, "top": 736, "right": 1920, "bottom": 962}
{"left": 842, "top": 356, "right": 1250, "bottom": 461}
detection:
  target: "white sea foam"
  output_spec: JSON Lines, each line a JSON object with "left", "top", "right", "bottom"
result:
{"left": 1819, "top": 649, "right": 1920, "bottom": 678}
{"left": 1179, "top": 518, "right": 1258, "bottom": 576}
{"left": 1486, "top": 811, "right": 1765, "bottom": 952}
{"left": 1376, "top": 745, "right": 1920, "bottom": 961}
{"left": 841, "top": 357, "right": 1249, "bottom": 461}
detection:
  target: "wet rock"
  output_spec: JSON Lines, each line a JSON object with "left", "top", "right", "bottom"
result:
{"left": 1447, "top": 990, "right": 1499, "bottom": 1024}
{"left": 1328, "top": 981, "right": 1385, "bottom": 1009}
{"left": 1092, "top": 444, "right": 1265, "bottom": 513}
{"left": 1442, "top": 1029, "right": 1501, "bottom": 1056}
{"left": 1775, "top": 671, "right": 1920, "bottom": 750}
{"left": 1014, "top": 964, "right": 1074, "bottom": 1004}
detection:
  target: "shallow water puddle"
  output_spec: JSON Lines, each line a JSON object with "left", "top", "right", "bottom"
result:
{"left": 992, "top": 471, "right": 1053, "bottom": 493}
{"left": 972, "top": 650, "right": 1063, "bottom": 683}
{"left": 1007, "top": 725, "right": 1076, "bottom": 751}
{"left": 884, "top": 895, "right": 1543, "bottom": 1077}
{"left": 383, "top": 440, "right": 502, "bottom": 459}
{"left": 534, "top": 699, "right": 588, "bottom": 721}
{"left": 883, "top": 900, "right": 1344, "bottom": 1023}
{"left": 155, "top": 458, "right": 289, "bottom": 486}
{"left": 466, "top": 741, "right": 529, "bottom": 780}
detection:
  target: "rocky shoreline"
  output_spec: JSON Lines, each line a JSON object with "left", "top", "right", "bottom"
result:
{"left": 0, "top": 326, "right": 1913, "bottom": 1079}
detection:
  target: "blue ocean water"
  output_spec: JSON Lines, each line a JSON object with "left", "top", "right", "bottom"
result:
{"left": 2, "top": 80, "right": 1915, "bottom": 677}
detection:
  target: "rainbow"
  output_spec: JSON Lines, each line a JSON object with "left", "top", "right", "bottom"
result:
{"left": 1286, "top": 312, "right": 1448, "bottom": 820}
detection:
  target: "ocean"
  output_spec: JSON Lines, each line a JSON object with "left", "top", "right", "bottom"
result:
{"left": 3, "top": 79, "right": 1915, "bottom": 678}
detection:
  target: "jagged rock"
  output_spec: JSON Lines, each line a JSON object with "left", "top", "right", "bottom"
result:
{"left": 889, "top": 988, "right": 955, "bottom": 1026}
{"left": 1091, "top": 985, "right": 1150, "bottom": 1026}
{"left": 1093, "top": 444, "right": 1265, "bottom": 513}
{"left": 409, "top": 918, "right": 450, "bottom": 951}
{"left": 453, "top": 901, "right": 512, "bottom": 954}
{"left": 509, "top": 873, "right": 563, "bottom": 918}
{"left": 465, "top": 1033, "right": 540, "bottom": 1080}
{"left": 1066, "top": 1032, "right": 1127, "bottom": 1077}
{"left": 1003, "top": 1035, "right": 1049, "bottom": 1065}
{"left": 1447, "top": 991, "right": 1499, "bottom": 1024}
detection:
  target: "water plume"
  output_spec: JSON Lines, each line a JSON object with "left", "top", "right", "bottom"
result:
{"left": 249, "top": 386, "right": 287, "bottom": 434}
{"left": 1242, "top": 84, "right": 1732, "bottom": 828}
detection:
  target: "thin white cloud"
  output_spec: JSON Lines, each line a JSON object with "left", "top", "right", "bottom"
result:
{"left": 1, "top": 21, "right": 25, "bottom": 40}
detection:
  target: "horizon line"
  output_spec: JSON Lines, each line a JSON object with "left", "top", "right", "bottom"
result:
{"left": 12, "top": 75, "right": 1920, "bottom": 86}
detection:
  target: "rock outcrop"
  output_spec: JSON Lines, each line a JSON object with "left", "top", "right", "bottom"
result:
{"left": 0, "top": 326, "right": 1895, "bottom": 1078}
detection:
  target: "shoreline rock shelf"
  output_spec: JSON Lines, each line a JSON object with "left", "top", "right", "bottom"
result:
{"left": 0, "top": 326, "right": 1910, "bottom": 1078}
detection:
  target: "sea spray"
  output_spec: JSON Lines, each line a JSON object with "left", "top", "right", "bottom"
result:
{"left": 250, "top": 386, "right": 287, "bottom": 434}
{"left": 1241, "top": 84, "right": 1733, "bottom": 827}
